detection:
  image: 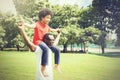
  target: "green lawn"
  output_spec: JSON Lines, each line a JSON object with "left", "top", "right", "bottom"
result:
{"left": 0, "top": 51, "right": 120, "bottom": 80}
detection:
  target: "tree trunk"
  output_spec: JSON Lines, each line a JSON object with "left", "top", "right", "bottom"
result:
{"left": 79, "top": 43, "right": 84, "bottom": 53}
{"left": 116, "top": 36, "right": 120, "bottom": 46}
{"left": 100, "top": 32, "right": 106, "bottom": 54}
{"left": 80, "top": 43, "right": 83, "bottom": 50}
{"left": 116, "top": 27, "right": 120, "bottom": 46}
{"left": 63, "top": 43, "right": 67, "bottom": 53}
{"left": 0, "top": 47, "right": 4, "bottom": 51}
{"left": 71, "top": 44, "right": 73, "bottom": 52}
{"left": 16, "top": 45, "right": 20, "bottom": 51}
{"left": 83, "top": 42, "right": 86, "bottom": 53}
{"left": 101, "top": 45, "right": 105, "bottom": 53}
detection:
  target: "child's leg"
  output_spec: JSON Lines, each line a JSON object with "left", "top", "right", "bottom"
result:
{"left": 50, "top": 45, "right": 61, "bottom": 72}
{"left": 39, "top": 42, "right": 50, "bottom": 77}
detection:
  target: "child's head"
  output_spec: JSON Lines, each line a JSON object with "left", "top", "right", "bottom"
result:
{"left": 38, "top": 8, "right": 53, "bottom": 24}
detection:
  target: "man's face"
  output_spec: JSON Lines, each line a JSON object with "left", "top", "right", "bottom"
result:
{"left": 42, "top": 15, "right": 51, "bottom": 24}
{"left": 44, "top": 35, "right": 54, "bottom": 47}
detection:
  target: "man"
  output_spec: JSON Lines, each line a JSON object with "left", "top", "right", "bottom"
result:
{"left": 17, "top": 24, "right": 61, "bottom": 80}
{"left": 18, "top": 8, "right": 61, "bottom": 77}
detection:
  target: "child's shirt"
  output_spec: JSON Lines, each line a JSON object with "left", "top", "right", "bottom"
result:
{"left": 33, "top": 21, "right": 50, "bottom": 45}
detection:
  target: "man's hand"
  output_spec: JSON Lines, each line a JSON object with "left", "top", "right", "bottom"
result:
{"left": 56, "top": 28, "right": 61, "bottom": 33}
{"left": 17, "top": 21, "right": 25, "bottom": 29}
{"left": 18, "top": 21, "right": 24, "bottom": 26}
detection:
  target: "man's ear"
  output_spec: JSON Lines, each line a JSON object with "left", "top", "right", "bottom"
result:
{"left": 43, "top": 39, "right": 47, "bottom": 43}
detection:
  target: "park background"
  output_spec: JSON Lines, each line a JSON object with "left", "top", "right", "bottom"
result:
{"left": 0, "top": 0, "right": 120, "bottom": 80}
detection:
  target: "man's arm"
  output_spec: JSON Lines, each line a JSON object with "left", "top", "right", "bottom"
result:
{"left": 53, "top": 32, "right": 61, "bottom": 46}
{"left": 17, "top": 26, "right": 36, "bottom": 52}
{"left": 50, "top": 28, "right": 61, "bottom": 45}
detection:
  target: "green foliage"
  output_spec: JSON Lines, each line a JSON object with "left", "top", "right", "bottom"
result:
{"left": 11, "top": 35, "right": 25, "bottom": 47}
{"left": 13, "top": 0, "right": 37, "bottom": 17}
{"left": 60, "top": 25, "right": 81, "bottom": 45}
{"left": 0, "top": 14, "right": 20, "bottom": 47}
{"left": 50, "top": 5, "right": 80, "bottom": 28}
{"left": 0, "top": 0, "right": 104, "bottom": 51}
{"left": 14, "top": 0, "right": 52, "bottom": 20}
{"left": 0, "top": 8, "right": 37, "bottom": 49}
{"left": 0, "top": 25, "right": 6, "bottom": 47}
{"left": 84, "top": 27, "right": 101, "bottom": 43}
{"left": 92, "top": 0, "right": 120, "bottom": 46}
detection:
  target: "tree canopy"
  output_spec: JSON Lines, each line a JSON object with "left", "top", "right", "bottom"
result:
{"left": 2, "top": 0, "right": 116, "bottom": 53}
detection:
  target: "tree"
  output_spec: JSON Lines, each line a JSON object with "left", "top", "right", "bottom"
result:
{"left": 50, "top": 5, "right": 80, "bottom": 28}
{"left": 0, "top": 14, "right": 28, "bottom": 51}
{"left": 14, "top": 0, "right": 52, "bottom": 19}
{"left": 92, "top": 0, "right": 120, "bottom": 52}
{"left": 11, "top": 0, "right": 103, "bottom": 53}
{"left": 79, "top": 27, "right": 101, "bottom": 52}
{"left": 11, "top": 34, "right": 25, "bottom": 51}
{"left": 13, "top": 0, "right": 37, "bottom": 17}
{"left": 0, "top": 25, "right": 6, "bottom": 51}
{"left": 50, "top": 5, "right": 82, "bottom": 52}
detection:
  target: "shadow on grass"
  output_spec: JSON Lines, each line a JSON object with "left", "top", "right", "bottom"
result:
{"left": 89, "top": 52, "right": 120, "bottom": 58}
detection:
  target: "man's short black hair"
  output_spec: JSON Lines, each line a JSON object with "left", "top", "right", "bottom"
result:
{"left": 43, "top": 33, "right": 54, "bottom": 41}
{"left": 43, "top": 33, "right": 54, "bottom": 46}
{"left": 38, "top": 8, "right": 53, "bottom": 20}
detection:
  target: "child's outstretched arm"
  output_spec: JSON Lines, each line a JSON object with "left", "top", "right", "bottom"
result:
{"left": 18, "top": 21, "right": 36, "bottom": 29}
{"left": 24, "top": 23, "right": 36, "bottom": 29}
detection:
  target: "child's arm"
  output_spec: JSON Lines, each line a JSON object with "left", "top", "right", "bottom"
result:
{"left": 24, "top": 23, "right": 36, "bottom": 29}
{"left": 18, "top": 21, "right": 36, "bottom": 29}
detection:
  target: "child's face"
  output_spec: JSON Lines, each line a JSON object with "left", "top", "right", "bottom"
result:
{"left": 42, "top": 15, "right": 51, "bottom": 24}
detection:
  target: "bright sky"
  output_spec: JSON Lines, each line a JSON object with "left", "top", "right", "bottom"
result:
{"left": 0, "top": 0, "right": 92, "bottom": 15}
{"left": 0, "top": 0, "right": 17, "bottom": 15}
{"left": 49, "top": 0, "right": 93, "bottom": 7}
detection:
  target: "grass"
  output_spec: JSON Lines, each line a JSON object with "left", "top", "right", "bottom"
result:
{"left": 0, "top": 51, "right": 120, "bottom": 80}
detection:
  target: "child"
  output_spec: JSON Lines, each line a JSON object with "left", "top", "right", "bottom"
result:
{"left": 19, "top": 8, "right": 61, "bottom": 77}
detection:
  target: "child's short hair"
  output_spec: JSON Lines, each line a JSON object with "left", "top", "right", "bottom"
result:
{"left": 38, "top": 8, "right": 53, "bottom": 20}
